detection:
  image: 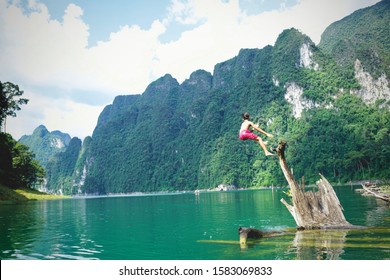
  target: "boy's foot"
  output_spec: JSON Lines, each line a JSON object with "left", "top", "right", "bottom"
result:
{"left": 269, "top": 146, "right": 277, "bottom": 152}
{"left": 265, "top": 147, "right": 276, "bottom": 156}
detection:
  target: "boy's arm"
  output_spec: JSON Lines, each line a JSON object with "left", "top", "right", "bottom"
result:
{"left": 251, "top": 122, "right": 273, "bottom": 138}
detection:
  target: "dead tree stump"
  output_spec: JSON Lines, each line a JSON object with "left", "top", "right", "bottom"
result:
{"left": 238, "top": 141, "right": 364, "bottom": 245}
{"left": 276, "top": 140, "right": 360, "bottom": 229}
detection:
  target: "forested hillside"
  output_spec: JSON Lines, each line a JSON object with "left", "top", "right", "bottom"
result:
{"left": 319, "top": 0, "right": 390, "bottom": 79}
{"left": 19, "top": 125, "right": 71, "bottom": 167}
{"left": 44, "top": 136, "right": 92, "bottom": 194}
{"left": 22, "top": 0, "right": 390, "bottom": 195}
{"left": 18, "top": 125, "right": 86, "bottom": 193}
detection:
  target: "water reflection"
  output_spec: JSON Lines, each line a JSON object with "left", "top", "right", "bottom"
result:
{"left": 0, "top": 199, "right": 104, "bottom": 260}
{"left": 0, "top": 203, "right": 42, "bottom": 259}
{"left": 237, "top": 226, "right": 390, "bottom": 260}
{"left": 1, "top": 189, "right": 389, "bottom": 260}
{"left": 365, "top": 203, "right": 390, "bottom": 227}
{"left": 289, "top": 229, "right": 348, "bottom": 260}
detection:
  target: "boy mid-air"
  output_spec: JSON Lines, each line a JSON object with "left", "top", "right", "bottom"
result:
{"left": 239, "top": 112, "right": 275, "bottom": 156}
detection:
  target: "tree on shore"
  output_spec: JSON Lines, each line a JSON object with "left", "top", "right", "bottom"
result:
{"left": 0, "top": 81, "right": 45, "bottom": 189}
{"left": 0, "top": 81, "right": 28, "bottom": 132}
{"left": 0, "top": 133, "right": 45, "bottom": 189}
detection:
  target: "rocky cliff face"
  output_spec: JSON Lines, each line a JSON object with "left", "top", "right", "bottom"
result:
{"left": 284, "top": 82, "right": 312, "bottom": 118}
{"left": 299, "top": 43, "right": 319, "bottom": 71}
{"left": 353, "top": 59, "right": 390, "bottom": 107}
{"left": 284, "top": 43, "right": 321, "bottom": 118}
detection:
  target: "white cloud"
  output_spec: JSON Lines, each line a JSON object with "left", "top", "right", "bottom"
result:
{"left": 0, "top": 0, "right": 380, "bottom": 139}
{"left": 0, "top": 1, "right": 89, "bottom": 87}
{"left": 153, "top": 0, "right": 380, "bottom": 82}
{"left": 87, "top": 20, "right": 166, "bottom": 94}
{"left": 6, "top": 88, "right": 104, "bottom": 140}
{"left": 276, "top": 0, "right": 380, "bottom": 44}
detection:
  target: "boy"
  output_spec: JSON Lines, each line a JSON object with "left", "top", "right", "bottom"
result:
{"left": 239, "top": 112, "right": 275, "bottom": 156}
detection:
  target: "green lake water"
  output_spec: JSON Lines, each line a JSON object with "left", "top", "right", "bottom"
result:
{"left": 0, "top": 186, "right": 389, "bottom": 260}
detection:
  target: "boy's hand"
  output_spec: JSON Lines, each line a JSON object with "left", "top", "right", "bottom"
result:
{"left": 267, "top": 133, "right": 273, "bottom": 138}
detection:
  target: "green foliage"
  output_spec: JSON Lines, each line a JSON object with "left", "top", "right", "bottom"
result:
{"left": 0, "top": 133, "right": 45, "bottom": 189}
{"left": 18, "top": 125, "right": 71, "bottom": 167}
{"left": 319, "top": 0, "right": 390, "bottom": 78}
{"left": 271, "top": 28, "right": 310, "bottom": 84}
{"left": 12, "top": 142, "right": 46, "bottom": 188}
{"left": 32, "top": 1, "right": 390, "bottom": 194}
{"left": 0, "top": 81, "right": 28, "bottom": 129}
{"left": 45, "top": 137, "right": 82, "bottom": 194}
{"left": 0, "top": 82, "right": 45, "bottom": 191}
{"left": 82, "top": 42, "right": 299, "bottom": 194}
{"left": 0, "top": 184, "right": 28, "bottom": 202}
{"left": 300, "top": 50, "right": 360, "bottom": 102}
{"left": 287, "top": 94, "right": 390, "bottom": 183}
{"left": 81, "top": 30, "right": 389, "bottom": 193}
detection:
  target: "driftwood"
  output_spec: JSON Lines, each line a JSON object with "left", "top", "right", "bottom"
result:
{"left": 362, "top": 184, "right": 390, "bottom": 202}
{"left": 239, "top": 141, "right": 363, "bottom": 245}
{"left": 276, "top": 141, "right": 360, "bottom": 229}
{"left": 238, "top": 227, "right": 286, "bottom": 247}
{"left": 238, "top": 227, "right": 282, "bottom": 242}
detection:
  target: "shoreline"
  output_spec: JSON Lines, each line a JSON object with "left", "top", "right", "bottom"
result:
{"left": 0, "top": 185, "right": 70, "bottom": 203}
{"left": 1, "top": 180, "right": 388, "bottom": 203}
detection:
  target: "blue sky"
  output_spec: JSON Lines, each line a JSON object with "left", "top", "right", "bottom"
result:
{"left": 38, "top": 0, "right": 176, "bottom": 45}
{"left": 37, "top": 0, "right": 300, "bottom": 45}
{"left": 0, "top": 0, "right": 380, "bottom": 140}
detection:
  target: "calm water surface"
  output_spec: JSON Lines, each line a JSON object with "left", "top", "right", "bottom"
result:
{"left": 0, "top": 186, "right": 389, "bottom": 260}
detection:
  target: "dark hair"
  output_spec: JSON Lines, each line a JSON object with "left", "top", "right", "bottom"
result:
{"left": 242, "top": 112, "right": 250, "bottom": 120}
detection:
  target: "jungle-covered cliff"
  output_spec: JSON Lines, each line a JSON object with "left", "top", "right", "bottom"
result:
{"left": 22, "top": 0, "right": 390, "bottom": 195}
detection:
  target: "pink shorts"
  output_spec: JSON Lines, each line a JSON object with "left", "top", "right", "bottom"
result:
{"left": 239, "top": 130, "right": 258, "bottom": 140}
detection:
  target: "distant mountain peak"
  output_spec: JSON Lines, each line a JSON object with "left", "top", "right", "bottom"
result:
{"left": 144, "top": 74, "right": 179, "bottom": 95}
{"left": 182, "top": 70, "right": 212, "bottom": 92}
{"left": 18, "top": 125, "right": 72, "bottom": 167}
{"left": 32, "top": 125, "right": 49, "bottom": 138}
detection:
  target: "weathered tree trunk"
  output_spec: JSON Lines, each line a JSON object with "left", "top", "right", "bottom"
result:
{"left": 277, "top": 140, "right": 357, "bottom": 229}
{"left": 239, "top": 141, "right": 364, "bottom": 245}
{"left": 238, "top": 227, "right": 287, "bottom": 248}
{"left": 361, "top": 184, "right": 390, "bottom": 202}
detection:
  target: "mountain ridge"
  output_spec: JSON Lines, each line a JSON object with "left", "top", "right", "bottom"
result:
{"left": 19, "top": 125, "right": 71, "bottom": 167}
{"left": 21, "top": 1, "right": 390, "bottom": 195}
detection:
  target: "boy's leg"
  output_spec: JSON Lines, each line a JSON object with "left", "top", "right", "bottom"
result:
{"left": 256, "top": 137, "right": 274, "bottom": 156}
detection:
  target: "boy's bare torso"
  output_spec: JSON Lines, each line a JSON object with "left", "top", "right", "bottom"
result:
{"left": 240, "top": 119, "right": 253, "bottom": 132}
